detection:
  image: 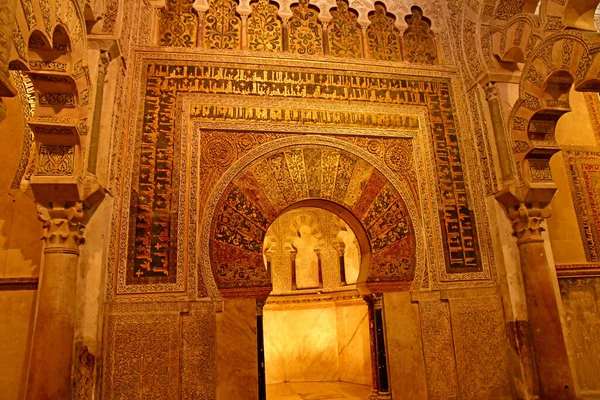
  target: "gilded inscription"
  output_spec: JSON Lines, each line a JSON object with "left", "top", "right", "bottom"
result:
{"left": 190, "top": 104, "right": 420, "bottom": 129}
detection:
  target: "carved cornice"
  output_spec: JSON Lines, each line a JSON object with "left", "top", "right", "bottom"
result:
{"left": 0, "top": 277, "right": 39, "bottom": 290}
{"left": 36, "top": 202, "right": 85, "bottom": 254}
{"left": 555, "top": 263, "right": 600, "bottom": 278}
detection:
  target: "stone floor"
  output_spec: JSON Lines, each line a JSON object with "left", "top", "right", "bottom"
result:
{"left": 267, "top": 381, "right": 372, "bottom": 399}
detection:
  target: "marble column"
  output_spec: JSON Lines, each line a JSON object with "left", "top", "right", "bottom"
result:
{"left": 361, "top": 26, "right": 371, "bottom": 59}
{"left": 149, "top": 0, "right": 167, "bottom": 46}
{"left": 365, "top": 294, "right": 392, "bottom": 399}
{"left": 484, "top": 82, "right": 514, "bottom": 185}
{"left": 26, "top": 202, "right": 85, "bottom": 400}
{"left": 373, "top": 294, "right": 391, "bottom": 399}
{"left": 87, "top": 51, "right": 111, "bottom": 174}
{"left": 192, "top": 0, "right": 208, "bottom": 48}
{"left": 321, "top": 21, "right": 330, "bottom": 56}
{"left": 508, "top": 202, "right": 575, "bottom": 399}
{"left": 281, "top": 18, "right": 290, "bottom": 52}
{"left": 365, "top": 296, "right": 379, "bottom": 399}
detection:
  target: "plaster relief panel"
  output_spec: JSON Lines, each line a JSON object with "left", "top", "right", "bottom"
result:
{"left": 447, "top": 293, "right": 512, "bottom": 399}
{"left": 102, "top": 302, "right": 216, "bottom": 400}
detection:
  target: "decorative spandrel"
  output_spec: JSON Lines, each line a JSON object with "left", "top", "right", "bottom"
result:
{"left": 403, "top": 6, "right": 437, "bottom": 65}
{"left": 328, "top": 0, "right": 362, "bottom": 58}
{"left": 288, "top": 0, "right": 324, "bottom": 56}
{"left": 248, "top": 0, "right": 282, "bottom": 52}
{"left": 204, "top": 0, "right": 242, "bottom": 50}
{"left": 159, "top": 0, "right": 198, "bottom": 47}
{"left": 366, "top": 3, "right": 401, "bottom": 61}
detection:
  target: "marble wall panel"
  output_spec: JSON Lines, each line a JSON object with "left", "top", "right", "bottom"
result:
{"left": 447, "top": 292, "right": 513, "bottom": 399}
{"left": 264, "top": 304, "right": 340, "bottom": 384}
{"left": 0, "top": 290, "right": 36, "bottom": 399}
{"left": 216, "top": 298, "right": 258, "bottom": 400}
{"left": 384, "top": 292, "right": 428, "bottom": 399}
{"left": 559, "top": 277, "right": 600, "bottom": 395}
{"left": 336, "top": 303, "right": 372, "bottom": 385}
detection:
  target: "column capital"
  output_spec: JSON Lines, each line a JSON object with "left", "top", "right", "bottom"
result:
{"left": 508, "top": 202, "right": 551, "bottom": 244}
{"left": 483, "top": 81, "right": 500, "bottom": 102}
{"left": 256, "top": 297, "right": 267, "bottom": 316}
{"left": 36, "top": 202, "right": 85, "bottom": 254}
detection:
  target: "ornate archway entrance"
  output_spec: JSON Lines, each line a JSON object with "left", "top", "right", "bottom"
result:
{"left": 202, "top": 136, "right": 421, "bottom": 398}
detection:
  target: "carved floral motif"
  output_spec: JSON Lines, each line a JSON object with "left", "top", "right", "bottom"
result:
{"left": 204, "top": 0, "right": 241, "bottom": 49}
{"left": 328, "top": 0, "right": 362, "bottom": 58}
{"left": 403, "top": 6, "right": 437, "bottom": 65}
{"left": 160, "top": 0, "right": 198, "bottom": 47}
{"left": 366, "top": 3, "right": 401, "bottom": 61}
{"left": 248, "top": 0, "right": 282, "bottom": 52}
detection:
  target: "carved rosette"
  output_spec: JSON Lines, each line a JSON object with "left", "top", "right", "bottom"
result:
{"left": 508, "top": 202, "right": 550, "bottom": 244}
{"left": 37, "top": 202, "right": 85, "bottom": 254}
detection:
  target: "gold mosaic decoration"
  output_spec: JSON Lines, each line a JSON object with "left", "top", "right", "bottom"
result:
{"left": 248, "top": 0, "right": 282, "bottom": 52}
{"left": 366, "top": 3, "right": 401, "bottom": 61}
{"left": 126, "top": 61, "right": 482, "bottom": 289}
{"left": 204, "top": 0, "right": 241, "bottom": 50}
{"left": 403, "top": 6, "right": 437, "bottom": 64}
{"left": 288, "top": 0, "right": 323, "bottom": 55}
{"left": 328, "top": 0, "right": 363, "bottom": 58}
{"left": 159, "top": 0, "right": 198, "bottom": 47}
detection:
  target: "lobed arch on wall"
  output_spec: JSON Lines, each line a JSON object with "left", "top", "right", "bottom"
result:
{"left": 198, "top": 135, "right": 426, "bottom": 300}
{"left": 508, "top": 33, "right": 600, "bottom": 187}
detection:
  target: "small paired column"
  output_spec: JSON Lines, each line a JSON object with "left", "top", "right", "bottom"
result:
{"left": 148, "top": 0, "right": 167, "bottom": 46}
{"left": 483, "top": 82, "right": 514, "bottom": 185}
{"left": 364, "top": 294, "right": 391, "bottom": 399}
{"left": 256, "top": 298, "right": 267, "bottom": 400}
{"left": 321, "top": 21, "right": 331, "bottom": 56}
{"left": 26, "top": 202, "right": 85, "bottom": 399}
{"left": 281, "top": 17, "right": 290, "bottom": 52}
{"left": 192, "top": 0, "right": 209, "bottom": 48}
{"left": 360, "top": 24, "right": 371, "bottom": 59}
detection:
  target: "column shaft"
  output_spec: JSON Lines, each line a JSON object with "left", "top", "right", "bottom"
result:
{"left": 26, "top": 203, "right": 85, "bottom": 400}
{"left": 509, "top": 203, "right": 575, "bottom": 399}
{"left": 484, "top": 83, "right": 514, "bottom": 184}
{"left": 518, "top": 239, "right": 575, "bottom": 399}
{"left": 26, "top": 252, "right": 79, "bottom": 399}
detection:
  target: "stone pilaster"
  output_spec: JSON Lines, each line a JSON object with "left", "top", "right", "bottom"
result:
{"left": 484, "top": 82, "right": 514, "bottom": 186}
{"left": 507, "top": 202, "right": 575, "bottom": 399}
{"left": 26, "top": 202, "right": 85, "bottom": 399}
